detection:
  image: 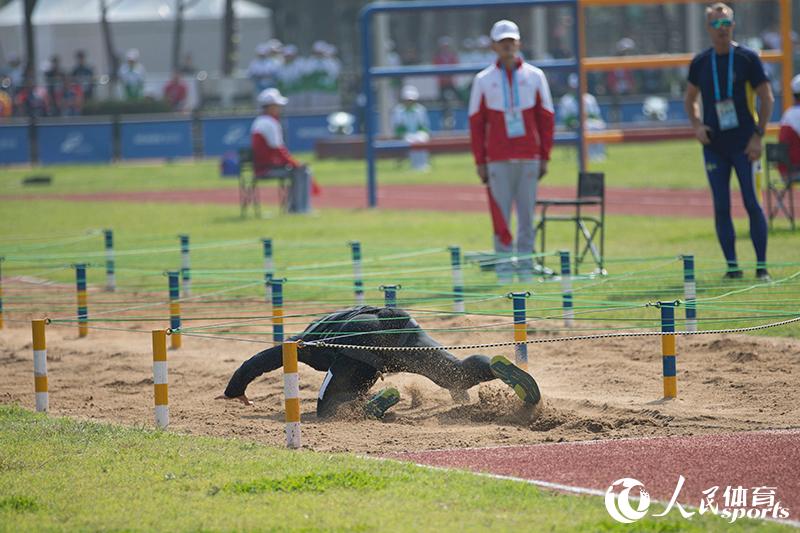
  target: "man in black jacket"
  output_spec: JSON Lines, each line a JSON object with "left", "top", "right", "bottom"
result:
{"left": 219, "top": 306, "right": 540, "bottom": 419}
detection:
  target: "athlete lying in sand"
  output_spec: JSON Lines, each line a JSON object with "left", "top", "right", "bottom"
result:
{"left": 218, "top": 305, "right": 541, "bottom": 419}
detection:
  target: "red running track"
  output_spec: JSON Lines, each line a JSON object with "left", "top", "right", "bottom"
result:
{"left": 14, "top": 184, "right": 800, "bottom": 218}
{"left": 388, "top": 430, "right": 800, "bottom": 523}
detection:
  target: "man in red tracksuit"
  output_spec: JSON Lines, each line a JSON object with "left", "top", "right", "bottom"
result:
{"left": 778, "top": 74, "right": 800, "bottom": 181}
{"left": 468, "top": 19, "right": 555, "bottom": 283}
{"left": 250, "top": 88, "right": 317, "bottom": 212}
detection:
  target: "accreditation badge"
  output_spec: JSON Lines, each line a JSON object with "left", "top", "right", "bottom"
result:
{"left": 715, "top": 99, "right": 739, "bottom": 131}
{"left": 504, "top": 110, "right": 526, "bottom": 138}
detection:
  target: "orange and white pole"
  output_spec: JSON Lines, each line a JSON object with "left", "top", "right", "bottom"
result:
{"left": 32, "top": 319, "right": 48, "bottom": 412}
{"left": 282, "top": 341, "right": 301, "bottom": 449}
{"left": 152, "top": 329, "right": 169, "bottom": 428}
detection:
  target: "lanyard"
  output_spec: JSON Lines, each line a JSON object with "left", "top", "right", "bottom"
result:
{"left": 711, "top": 45, "right": 734, "bottom": 102}
{"left": 501, "top": 67, "right": 520, "bottom": 112}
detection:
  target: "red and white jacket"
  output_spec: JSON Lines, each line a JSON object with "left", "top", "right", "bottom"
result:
{"left": 778, "top": 105, "right": 800, "bottom": 176}
{"left": 250, "top": 113, "right": 299, "bottom": 175}
{"left": 468, "top": 58, "right": 555, "bottom": 165}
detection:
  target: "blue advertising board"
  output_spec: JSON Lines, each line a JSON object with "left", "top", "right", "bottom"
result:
{"left": 120, "top": 120, "right": 193, "bottom": 159}
{"left": 284, "top": 115, "right": 331, "bottom": 152}
{"left": 200, "top": 117, "right": 252, "bottom": 157}
{"left": 38, "top": 123, "right": 113, "bottom": 164}
{"left": 0, "top": 125, "right": 30, "bottom": 164}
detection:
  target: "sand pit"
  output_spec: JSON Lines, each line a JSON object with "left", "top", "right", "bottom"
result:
{"left": 1, "top": 305, "right": 799, "bottom": 454}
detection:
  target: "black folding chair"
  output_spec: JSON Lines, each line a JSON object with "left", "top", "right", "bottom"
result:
{"left": 765, "top": 142, "right": 800, "bottom": 231}
{"left": 238, "top": 148, "right": 292, "bottom": 218}
{"left": 536, "top": 172, "right": 605, "bottom": 274}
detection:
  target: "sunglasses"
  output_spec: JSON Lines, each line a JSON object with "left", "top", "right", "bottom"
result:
{"left": 709, "top": 18, "right": 733, "bottom": 29}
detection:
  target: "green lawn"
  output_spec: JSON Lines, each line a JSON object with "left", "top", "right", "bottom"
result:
{"left": 0, "top": 406, "right": 790, "bottom": 532}
{"left": 0, "top": 140, "right": 737, "bottom": 196}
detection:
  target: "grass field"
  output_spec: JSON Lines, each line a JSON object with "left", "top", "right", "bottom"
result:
{"left": 1, "top": 145, "right": 798, "bottom": 531}
{"left": 0, "top": 140, "right": 757, "bottom": 196}
{"left": 0, "top": 406, "right": 792, "bottom": 532}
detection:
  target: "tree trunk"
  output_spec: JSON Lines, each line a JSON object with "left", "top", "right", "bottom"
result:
{"left": 23, "top": 0, "right": 36, "bottom": 76}
{"left": 221, "top": 0, "right": 236, "bottom": 75}
{"left": 100, "top": 0, "right": 120, "bottom": 85}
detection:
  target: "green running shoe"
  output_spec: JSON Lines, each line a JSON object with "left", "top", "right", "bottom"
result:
{"left": 364, "top": 387, "right": 400, "bottom": 419}
{"left": 490, "top": 356, "right": 542, "bottom": 405}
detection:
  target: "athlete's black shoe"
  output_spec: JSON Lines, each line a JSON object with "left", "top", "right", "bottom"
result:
{"left": 489, "top": 356, "right": 541, "bottom": 405}
{"left": 364, "top": 387, "right": 400, "bottom": 419}
{"left": 756, "top": 268, "right": 771, "bottom": 282}
{"left": 723, "top": 269, "right": 744, "bottom": 280}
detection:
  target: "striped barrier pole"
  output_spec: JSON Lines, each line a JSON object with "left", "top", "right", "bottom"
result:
{"left": 152, "top": 329, "right": 169, "bottom": 429}
{"left": 75, "top": 264, "right": 88, "bottom": 338}
{"left": 682, "top": 255, "right": 697, "bottom": 333}
{"left": 32, "top": 319, "right": 48, "bottom": 412}
{"left": 263, "top": 238, "right": 274, "bottom": 302}
{"left": 0, "top": 257, "right": 4, "bottom": 330}
{"left": 271, "top": 278, "right": 285, "bottom": 343}
{"left": 559, "top": 250, "right": 574, "bottom": 328}
{"left": 103, "top": 229, "right": 115, "bottom": 292}
{"left": 449, "top": 246, "right": 465, "bottom": 313}
{"left": 282, "top": 341, "right": 301, "bottom": 449}
{"left": 380, "top": 284, "right": 400, "bottom": 308}
{"left": 350, "top": 241, "right": 365, "bottom": 305}
{"left": 168, "top": 271, "right": 181, "bottom": 349}
{"left": 510, "top": 292, "right": 530, "bottom": 371}
{"left": 179, "top": 234, "right": 191, "bottom": 298}
{"left": 660, "top": 301, "right": 677, "bottom": 399}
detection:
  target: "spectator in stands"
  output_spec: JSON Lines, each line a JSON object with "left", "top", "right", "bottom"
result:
{"left": 71, "top": 50, "right": 95, "bottom": 100}
{"left": 14, "top": 67, "right": 49, "bottom": 117}
{"left": 119, "top": 49, "right": 146, "bottom": 100}
{"left": 163, "top": 70, "right": 188, "bottom": 111}
{"left": 250, "top": 88, "right": 318, "bottom": 213}
{"left": 58, "top": 74, "right": 84, "bottom": 116}
{"left": 247, "top": 41, "right": 282, "bottom": 99}
{"left": 468, "top": 19, "right": 555, "bottom": 283}
{"left": 0, "top": 87, "right": 11, "bottom": 117}
{"left": 305, "top": 41, "right": 341, "bottom": 109}
{"left": 277, "top": 45, "right": 304, "bottom": 98}
{"left": 5, "top": 54, "right": 24, "bottom": 96}
{"left": 559, "top": 73, "right": 606, "bottom": 161}
{"left": 391, "top": 84, "right": 431, "bottom": 171}
{"left": 684, "top": 2, "right": 773, "bottom": 281}
{"left": 607, "top": 37, "right": 637, "bottom": 122}
{"left": 43, "top": 55, "right": 64, "bottom": 115}
{"left": 433, "top": 36, "right": 460, "bottom": 105}
{"left": 778, "top": 74, "right": 800, "bottom": 181}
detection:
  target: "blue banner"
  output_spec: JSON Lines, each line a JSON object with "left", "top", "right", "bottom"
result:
{"left": 284, "top": 115, "right": 330, "bottom": 152}
{"left": 201, "top": 117, "right": 252, "bottom": 157}
{"left": 38, "top": 123, "right": 113, "bottom": 164}
{"left": 0, "top": 125, "right": 30, "bottom": 164}
{"left": 120, "top": 120, "right": 193, "bottom": 159}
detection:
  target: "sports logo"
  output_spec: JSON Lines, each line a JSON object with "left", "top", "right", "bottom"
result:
{"left": 605, "top": 478, "right": 651, "bottom": 523}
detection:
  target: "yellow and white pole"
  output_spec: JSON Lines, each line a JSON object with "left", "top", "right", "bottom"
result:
{"left": 32, "top": 319, "right": 48, "bottom": 412}
{"left": 152, "top": 329, "right": 169, "bottom": 429}
{"left": 282, "top": 341, "right": 301, "bottom": 449}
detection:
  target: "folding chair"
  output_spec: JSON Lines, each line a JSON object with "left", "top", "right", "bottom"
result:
{"left": 237, "top": 148, "right": 292, "bottom": 218}
{"left": 536, "top": 172, "right": 605, "bottom": 274}
{"left": 765, "top": 142, "right": 800, "bottom": 230}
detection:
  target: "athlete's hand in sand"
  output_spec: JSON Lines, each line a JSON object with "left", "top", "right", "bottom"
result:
{"left": 215, "top": 394, "right": 254, "bottom": 406}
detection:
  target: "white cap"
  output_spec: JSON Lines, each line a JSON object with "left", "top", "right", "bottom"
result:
{"left": 282, "top": 44, "right": 298, "bottom": 57}
{"left": 126, "top": 48, "right": 140, "bottom": 61}
{"left": 490, "top": 20, "right": 520, "bottom": 42}
{"left": 616, "top": 37, "right": 635, "bottom": 53}
{"left": 266, "top": 38, "right": 283, "bottom": 53}
{"left": 312, "top": 40, "right": 328, "bottom": 54}
{"left": 257, "top": 87, "right": 288, "bottom": 106}
{"left": 256, "top": 43, "right": 270, "bottom": 55}
{"left": 791, "top": 74, "right": 800, "bottom": 94}
{"left": 568, "top": 73, "right": 579, "bottom": 90}
{"left": 401, "top": 85, "right": 419, "bottom": 101}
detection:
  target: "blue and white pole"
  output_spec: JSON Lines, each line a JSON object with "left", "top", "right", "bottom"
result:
{"left": 103, "top": 229, "right": 115, "bottom": 292}
{"left": 559, "top": 250, "right": 574, "bottom": 328}
{"left": 263, "top": 238, "right": 274, "bottom": 302}
{"left": 179, "top": 234, "right": 191, "bottom": 298}
{"left": 350, "top": 241, "right": 365, "bottom": 305}
{"left": 76, "top": 263, "right": 88, "bottom": 338}
{"left": 168, "top": 271, "right": 181, "bottom": 349}
{"left": 380, "top": 285, "right": 399, "bottom": 309}
{"left": 510, "top": 292, "right": 530, "bottom": 371}
{"left": 449, "top": 246, "right": 465, "bottom": 313}
{"left": 271, "top": 278, "right": 285, "bottom": 343}
{"left": 682, "top": 255, "right": 697, "bottom": 332}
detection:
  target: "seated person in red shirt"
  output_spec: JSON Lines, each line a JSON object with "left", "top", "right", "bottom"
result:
{"left": 163, "top": 71, "right": 188, "bottom": 111}
{"left": 250, "top": 88, "right": 318, "bottom": 213}
{"left": 778, "top": 74, "right": 800, "bottom": 180}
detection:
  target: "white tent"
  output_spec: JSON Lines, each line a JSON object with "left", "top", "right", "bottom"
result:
{"left": 0, "top": 0, "right": 272, "bottom": 76}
